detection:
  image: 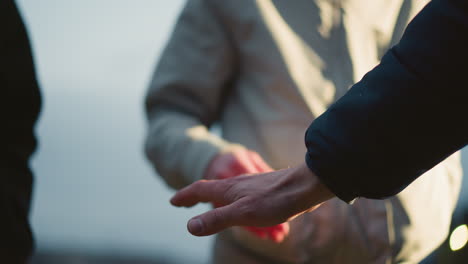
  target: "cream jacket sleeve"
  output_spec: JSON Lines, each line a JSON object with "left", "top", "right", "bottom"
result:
{"left": 144, "top": 1, "right": 463, "bottom": 263}
{"left": 144, "top": 0, "right": 243, "bottom": 189}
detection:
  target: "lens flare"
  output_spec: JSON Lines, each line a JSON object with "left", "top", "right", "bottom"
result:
{"left": 449, "top": 224, "right": 468, "bottom": 251}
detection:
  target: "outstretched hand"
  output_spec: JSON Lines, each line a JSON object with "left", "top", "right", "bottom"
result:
{"left": 203, "top": 148, "right": 289, "bottom": 243}
{"left": 170, "top": 162, "right": 335, "bottom": 237}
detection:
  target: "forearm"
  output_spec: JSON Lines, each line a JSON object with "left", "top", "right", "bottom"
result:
{"left": 305, "top": 0, "right": 468, "bottom": 202}
{"left": 144, "top": 0, "right": 240, "bottom": 188}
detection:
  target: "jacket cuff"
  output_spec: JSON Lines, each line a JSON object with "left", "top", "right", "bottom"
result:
{"left": 304, "top": 151, "right": 357, "bottom": 204}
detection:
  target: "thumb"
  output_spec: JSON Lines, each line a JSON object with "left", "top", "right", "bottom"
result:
{"left": 187, "top": 203, "right": 240, "bottom": 236}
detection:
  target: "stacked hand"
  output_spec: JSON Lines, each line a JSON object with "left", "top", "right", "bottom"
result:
{"left": 171, "top": 160, "right": 335, "bottom": 238}
{"left": 203, "top": 149, "right": 289, "bottom": 243}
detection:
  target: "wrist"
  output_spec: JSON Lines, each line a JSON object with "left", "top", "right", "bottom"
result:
{"left": 292, "top": 163, "right": 335, "bottom": 210}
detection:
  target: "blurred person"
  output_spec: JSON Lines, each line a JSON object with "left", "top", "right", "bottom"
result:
{"left": 171, "top": 0, "right": 468, "bottom": 254}
{"left": 145, "top": 0, "right": 462, "bottom": 263}
{"left": 0, "top": 0, "right": 41, "bottom": 262}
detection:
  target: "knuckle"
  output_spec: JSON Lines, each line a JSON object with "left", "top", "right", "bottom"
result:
{"left": 222, "top": 179, "right": 242, "bottom": 200}
{"left": 212, "top": 181, "right": 225, "bottom": 194}
{"left": 222, "top": 185, "right": 236, "bottom": 202}
{"left": 210, "top": 208, "right": 227, "bottom": 228}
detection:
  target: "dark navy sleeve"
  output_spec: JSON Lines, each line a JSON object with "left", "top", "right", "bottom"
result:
{"left": 305, "top": 0, "right": 468, "bottom": 202}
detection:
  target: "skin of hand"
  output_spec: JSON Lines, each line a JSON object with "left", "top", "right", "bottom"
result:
{"left": 171, "top": 162, "right": 335, "bottom": 237}
{"left": 203, "top": 148, "right": 290, "bottom": 243}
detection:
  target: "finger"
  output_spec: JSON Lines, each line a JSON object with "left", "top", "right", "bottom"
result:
{"left": 269, "top": 223, "right": 290, "bottom": 243}
{"left": 187, "top": 203, "right": 240, "bottom": 236}
{"left": 248, "top": 151, "right": 273, "bottom": 172}
{"left": 170, "top": 180, "right": 229, "bottom": 207}
{"left": 270, "top": 229, "right": 286, "bottom": 243}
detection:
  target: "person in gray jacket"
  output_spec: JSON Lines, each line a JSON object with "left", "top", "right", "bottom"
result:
{"left": 145, "top": 0, "right": 462, "bottom": 263}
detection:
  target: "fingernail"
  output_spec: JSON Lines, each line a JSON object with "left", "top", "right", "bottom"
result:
{"left": 188, "top": 219, "right": 204, "bottom": 235}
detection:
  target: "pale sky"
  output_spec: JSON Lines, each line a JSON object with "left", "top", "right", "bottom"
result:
{"left": 17, "top": 0, "right": 212, "bottom": 262}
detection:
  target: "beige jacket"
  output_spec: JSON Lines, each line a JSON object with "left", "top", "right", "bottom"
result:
{"left": 145, "top": 0, "right": 462, "bottom": 263}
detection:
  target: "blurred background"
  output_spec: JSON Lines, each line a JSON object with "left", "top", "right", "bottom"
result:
{"left": 13, "top": 0, "right": 468, "bottom": 263}
{"left": 19, "top": 0, "right": 209, "bottom": 263}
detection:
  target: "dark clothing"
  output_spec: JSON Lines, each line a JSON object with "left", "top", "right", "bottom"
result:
{"left": 0, "top": 0, "right": 41, "bottom": 261}
{"left": 305, "top": 0, "right": 468, "bottom": 203}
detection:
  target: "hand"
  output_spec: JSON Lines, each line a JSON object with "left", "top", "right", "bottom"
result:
{"left": 171, "top": 162, "right": 335, "bottom": 237}
{"left": 204, "top": 148, "right": 273, "bottom": 180}
{"left": 203, "top": 148, "right": 290, "bottom": 243}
